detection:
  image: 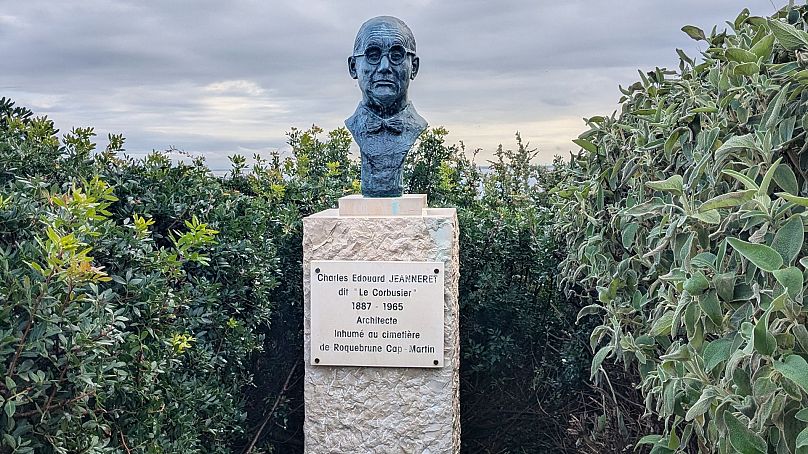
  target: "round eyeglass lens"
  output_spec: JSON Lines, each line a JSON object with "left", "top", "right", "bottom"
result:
{"left": 364, "top": 46, "right": 382, "bottom": 64}
{"left": 388, "top": 46, "right": 407, "bottom": 64}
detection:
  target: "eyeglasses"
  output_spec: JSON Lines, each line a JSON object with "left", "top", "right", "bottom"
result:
{"left": 354, "top": 45, "right": 415, "bottom": 65}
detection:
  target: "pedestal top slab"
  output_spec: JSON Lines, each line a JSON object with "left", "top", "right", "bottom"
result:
{"left": 338, "top": 194, "right": 427, "bottom": 216}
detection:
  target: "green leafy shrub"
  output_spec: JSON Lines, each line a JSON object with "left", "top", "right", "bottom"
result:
{"left": 405, "top": 131, "right": 595, "bottom": 452}
{"left": 229, "top": 126, "right": 359, "bottom": 452}
{"left": 556, "top": 5, "right": 808, "bottom": 453}
{"left": 0, "top": 99, "right": 277, "bottom": 452}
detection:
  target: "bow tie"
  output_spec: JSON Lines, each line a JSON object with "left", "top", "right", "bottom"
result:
{"left": 366, "top": 115, "right": 404, "bottom": 135}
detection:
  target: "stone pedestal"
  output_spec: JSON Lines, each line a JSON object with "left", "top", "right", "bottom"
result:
{"left": 302, "top": 196, "right": 460, "bottom": 453}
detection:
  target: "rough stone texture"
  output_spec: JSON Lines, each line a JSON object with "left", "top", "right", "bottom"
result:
{"left": 303, "top": 207, "right": 460, "bottom": 454}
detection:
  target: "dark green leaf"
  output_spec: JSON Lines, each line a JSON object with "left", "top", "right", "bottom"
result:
{"left": 734, "top": 368, "right": 753, "bottom": 395}
{"left": 685, "top": 387, "right": 716, "bottom": 421}
{"left": 649, "top": 444, "right": 675, "bottom": 454}
{"left": 624, "top": 198, "right": 666, "bottom": 216}
{"left": 777, "top": 192, "right": 808, "bottom": 207}
{"left": 650, "top": 311, "right": 675, "bottom": 337}
{"left": 704, "top": 337, "right": 733, "bottom": 372}
{"left": 691, "top": 106, "right": 719, "bottom": 114}
{"left": 645, "top": 175, "right": 683, "bottom": 195}
{"left": 734, "top": 62, "right": 760, "bottom": 76}
{"left": 691, "top": 209, "right": 721, "bottom": 224}
{"left": 698, "top": 190, "right": 756, "bottom": 212}
{"left": 759, "top": 157, "right": 782, "bottom": 196}
{"left": 750, "top": 33, "right": 775, "bottom": 59}
{"left": 773, "top": 267, "right": 803, "bottom": 298}
{"left": 622, "top": 223, "right": 639, "bottom": 249}
{"left": 753, "top": 311, "right": 776, "bottom": 356}
{"left": 577, "top": 304, "right": 604, "bottom": 322}
{"left": 772, "top": 216, "right": 804, "bottom": 265}
{"left": 724, "top": 411, "right": 767, "bottom": 453}
{"left": 713, "top": 272, "right": 736, "bottom": 302}
{"left": 684, "top": 300, "right": 700, "bottom": 335}
{"left": 664, "top": 128, "right": 684, "bottom": 155}
{"left": 682, "top": 25, "right": 707, "bottom": 41}
{"left": 637, "top": 435, "right": 664, "bottom": 446}
{"left": 727, "top": 237, "right": 784, "bottom": 272}
{"left": 735, "top": 8, "right": 751, "bottom": 29}
{"left": 774, "top": 354, "right": 808, "bottom": 393}
{"left": 591, "top": 346, "right": 613, "bottom": 379}
{"left": 676, "top": 48, "right": 694, "bottom": 66}
{"left": 774, "top": 164, "right": 799, "bottom": 195}
{"left": 699, "top": 290, "right": 723, "bottom": 325}
{"left": 2, "top": 434, "right": 15, "bottom": 449}
{"left": 793, "top": 324, "right": 808, "bottom": 352}
{"left": 3, "top": 400, "right": 14, "bottom": 418}
{"left": 722, "top": 169, "right": 758, "bottom": 190}
{"left": 798, "top": 427, "right": 808, "bottom": 449}
{"left": 715, "top": 134, "right": 759, "bottom": 155}
{"left": 768, "top": 19, "right": 808, "bottom": 50}
{"left": 572, "top": 138, "right": 597, "bottom": 153}
{"left": 691, "top": 252, "right": 717, "bottom": 269}
{"left": 684, "top": 271, "right": 710, "bottom": 295}
{"left": 726, "top": 47, "right": 758, "bottom": 63}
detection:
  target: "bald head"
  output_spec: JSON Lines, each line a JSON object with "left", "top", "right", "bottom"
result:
{"left": 353, "top": 16, "right": 416, "bottom": 56}
{"left": 348, "top": 16, "right": 420, "bottom": 118}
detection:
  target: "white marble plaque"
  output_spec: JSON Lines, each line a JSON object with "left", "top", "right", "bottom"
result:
{"left": 310, "top": 260, "right": 444, "bottom": 368}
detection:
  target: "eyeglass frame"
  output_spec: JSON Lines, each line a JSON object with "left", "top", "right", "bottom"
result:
{"left": 352, "top": 44, "right": 416, "bottom": 66}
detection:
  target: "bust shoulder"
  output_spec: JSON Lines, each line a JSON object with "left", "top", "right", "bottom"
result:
{"left": 345, "top": 103, "right": 427, "bottom": 142}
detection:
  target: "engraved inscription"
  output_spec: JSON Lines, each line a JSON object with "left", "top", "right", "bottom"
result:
{"left": 310, "top": 260, "right": 444, "bottom": 368}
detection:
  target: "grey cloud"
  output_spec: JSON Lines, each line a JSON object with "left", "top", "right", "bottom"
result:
{"left": 0, "top": 0, "right": 781, "bottom": 169}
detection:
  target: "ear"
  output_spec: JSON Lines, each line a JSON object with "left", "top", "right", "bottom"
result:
{"left": 410, "top": 56, "right": 420, "bottom": 80}
{"left": 348, "top": 57, "right": 358, "bottom": 79}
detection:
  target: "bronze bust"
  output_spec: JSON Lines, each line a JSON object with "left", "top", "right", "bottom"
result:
{"left": 346, "top": 16, "right": 428, "bottom": 197}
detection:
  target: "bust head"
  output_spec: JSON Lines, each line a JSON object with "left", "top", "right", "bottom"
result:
{"left": 348, "top": 16, "right": 420, "bottom": 118}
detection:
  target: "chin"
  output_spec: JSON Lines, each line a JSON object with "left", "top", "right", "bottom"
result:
{"left": 371, "top": 87, "right": 398, "bottom": 96}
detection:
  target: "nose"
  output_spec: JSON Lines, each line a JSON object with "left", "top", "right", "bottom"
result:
{"left": 377, "top": 54, "right": 392, "bottom": 72}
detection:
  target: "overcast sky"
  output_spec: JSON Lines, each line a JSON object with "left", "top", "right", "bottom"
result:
{"left": 0, "top": 0, "right": 780, "bottom": 169}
